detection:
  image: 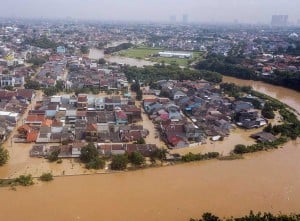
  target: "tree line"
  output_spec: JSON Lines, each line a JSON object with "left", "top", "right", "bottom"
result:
{"left": 195, "top": 55, "right": 300, "bottom": 92}
{"left": 122, "top": 64, "right": 222, "bottom": 85}
{"left": 190, "top": 211, "right": 300, "bottom": 221}
{"left": 104, "top": 43, "right": 134, "bottom": 54}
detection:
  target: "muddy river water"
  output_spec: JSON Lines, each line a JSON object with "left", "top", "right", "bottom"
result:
{"left": 1, "top": 77, "right": 300, "bottom": 221}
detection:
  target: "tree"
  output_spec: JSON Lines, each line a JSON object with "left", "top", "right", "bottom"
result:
{"left": 24, "top": 80, "right": 40, "bottom": 90}
{"left": 39, "top": 173, "right": 53, "bottom": 182}
{"left": 128, "top": 151, "right": 145, "bottom": 166}
{"left": 111, "top": 154, "right": 128, "bottom": 170}
{"left": 43, "top": 86, "right": 58, "bottom": 96}
{"left": 55, "top": 80, "right": 65, "bottom": 92}
{"left": 80, "top": 143, "right": 99, "bottom": 163}
{"left": 150, "top": 148, "right": 168, "bottom": 164}
{"left": 201, "top": 213, "right": 221, "bottom": 221}
{"left": 261, "top": 102, "right": 275, "bottom": 119}
{"left": 134, "top": 137, "right": 145, "bottom": 144}
{"left": 85, "top": 157, "right": 105, "bottom": 170}
{"left": 0, "top": 146, "right": 9, "bottom": 166}
{"left": 98, "top": 58, "right": 106, "bottom": 65}
{"left": 136, "top": 89, "right": 143, "bottom": 101}
{"left": 48, "top": 149, "right": 60, "bottom": 162}
{"left": 80, "top": 45, "right": 89, "bottom": 54}
{"left": 15, "top": 174, "right": 34, "bottom": 186}
{"left": 233, "top": 144, "right": 248, "bottom": 154}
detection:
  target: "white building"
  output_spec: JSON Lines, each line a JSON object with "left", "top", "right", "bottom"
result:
{"left": 158, "top": 51, "right": 193, "bottom": 59}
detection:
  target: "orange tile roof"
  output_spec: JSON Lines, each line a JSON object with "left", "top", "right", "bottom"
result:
{"left": 26, "top": 115, "right": 45, "bottom": 123}
{"left": 18, "top": 125, "right": 32, "bottom": 133}
{"left": 42, "top": 119, "right": 53, "bottom": 127}
{"left": 27, "top": 131, "right": 38, "bottom": 142}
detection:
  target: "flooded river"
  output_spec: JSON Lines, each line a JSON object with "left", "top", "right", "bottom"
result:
{"left": 1, "top": 78, "right": 300, "bottom": 220}
{"left": 223, "top": 76, "right": 300, "bottom": 113}
{"left": 1, "top": 141, "right": 300, "bottom": 221}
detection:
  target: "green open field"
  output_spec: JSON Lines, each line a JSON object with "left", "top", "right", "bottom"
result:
{"left": 117, "top": 47, "right": 203, "bottom": 67}
{"left": 117, "top": 47, "right": 162, "bottom": 59}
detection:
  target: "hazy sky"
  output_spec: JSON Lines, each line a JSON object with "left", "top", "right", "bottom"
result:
{"left": 1, "top": 0, "right": 300, "bottom": 24}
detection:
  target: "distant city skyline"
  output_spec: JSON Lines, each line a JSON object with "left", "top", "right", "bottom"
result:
{"left": 0, "top": 0, "right": 300, "bottom": 24}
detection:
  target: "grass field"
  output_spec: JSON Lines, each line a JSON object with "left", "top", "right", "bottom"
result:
{"left": 117, "top": 47, "right": 203, "bottom": 66}
{"left": 117, "top": 47, "right": 162, "bottom": 59}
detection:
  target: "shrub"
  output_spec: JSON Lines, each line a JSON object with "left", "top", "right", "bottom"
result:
{"left": 233, "top": 144, "right": 248, "bottom": 154}
{"left": 85, "top": 157, "right": 105, "bottom": 170}
{"left": 15, "top": 175, "right": 34, "bottom": 186}
{"left": 39, "top": 173, "right": 53, "bottom": 182}
{"left": 128, "top": 151, "right": 145, "bottom": 166}
{"left": 48, "top": 149, "right": 60, "bottom": 162}
{"left": 0, "top": 146, "right": 9, "bottom": 166}
{"left": 111, "top": 154, "right": 129, "bottom": 170}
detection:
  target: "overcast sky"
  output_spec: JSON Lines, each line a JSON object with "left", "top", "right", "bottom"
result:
{"left": 1, "top": 0, "right": 299, "bottom": 24}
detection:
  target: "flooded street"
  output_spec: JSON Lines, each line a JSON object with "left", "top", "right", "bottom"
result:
{"left": 1, "top": 77, "right": 300, "bottom": 220}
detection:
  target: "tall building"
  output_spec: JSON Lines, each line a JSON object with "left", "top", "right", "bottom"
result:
{"left": 182, "top": 14, "right": 188, "bottom": 24}
{"left": 271, "top": 15, "right": 288, "bottom": 26}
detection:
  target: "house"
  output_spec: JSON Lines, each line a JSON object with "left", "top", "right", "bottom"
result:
{"left": 17, "top": 125, "right": 38, "bottom": 143}
{"left": 233, "top": 101, "right": 254, "bottom": 112}
{"left": 184, "top": 123, "right": 205, "bottom": 142}
{"left": 77, "top": 94, "right": 88, "bottom": 110}
{"left": 0, "top": 111, "right": 19, "bottom": 124}
{"left": 17, "top": 89, "right": 34, "bottom": 102}
{"left": 143, "top": 98, "right": 158, "bottom": 109}
{"left": 236, "top": 110, "right": 267, "bottom": 129}
{"left": 173, "top": 90, "right": 187, "bottom": 100}
{"left": 166, "top": 134, "right": 189, "bottom": 148}
{"left": 95, "top": 98, "right": 105, "bottom": 110}
{"left": 105, "top": 96, "right": 121, "bottom": 110}
{"left": 144, "top": 102, "right": 162, "bottom": 114}
{"left": 25, "top": 114, "right": 45, "bottom": 127}
{"left": 165, "top": 104, "right": 182, "bottom": 120}
{"left": 75, "top": 120, "right": 87, "bottom": 140}
{"left": 115, "top": 110, "right": 128, "bottom": 125}
{"left": 57, "top": 46, "right": 66, "bottom": 54}
{"left": 30, "top": 145, "right": 46, "bottom": 157}
{"left": 85, "top": 123, "right": 98, "bottom": 142}
{"left": 65, "top": 109, "right": 77, "bottom": 124}
{"left": 251, "top": 131, "right": 277, "bottom": 143}
{"left": 161, "top": 120, "right": 188, "bottom": 148}
{"left": 122, "top": 105, "right": 142, "bottom": 123}
{"left": 45, "top": 104, "right": 59, "bottom": 117}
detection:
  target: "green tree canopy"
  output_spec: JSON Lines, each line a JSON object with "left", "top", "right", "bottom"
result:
{"left": 0, "top": 146, "right": 9, "bottom": 166}
{"left": 128, "top": 151, "right": 145, "bottom": 166}
{"left": 111, "top": 154, "right": 128, "bottom": 170}
{"left": 80, "top": 143, "right": 99, "bottom": 163}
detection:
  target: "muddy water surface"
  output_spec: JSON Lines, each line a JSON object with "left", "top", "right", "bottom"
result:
{"left": 1, "top": 140, "right": 300, "bottom": 221}
{"left": 223, "top": 76, "right": 300, "bottom": 112}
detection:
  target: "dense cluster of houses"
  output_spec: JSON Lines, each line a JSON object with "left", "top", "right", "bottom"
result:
{"left": 11, "top": 92, "right": 158, "bottom": 158}
{"left": 30, "top": 143, "right": 157, "bottom": 158}
{"left": 143, "top": 79, "right": 268, "bottom": 149}
{"left": 16, "top": 94, "right": 147, "bottom": 145}
{"left": 35, "top": 55, "right": 67, "bottom": 88}
{"left": 0, "top": 89, "right": 34, "bottom": 142}
{"left": 67, "top": 59, "right": 128, "bottom": 91}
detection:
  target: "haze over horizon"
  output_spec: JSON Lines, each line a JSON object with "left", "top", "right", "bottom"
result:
{"left": 1, "top": 0, "right": 300, "bottom": 24}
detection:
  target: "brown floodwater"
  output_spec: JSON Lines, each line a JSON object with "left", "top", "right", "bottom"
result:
{"left": 223, "top": 76, "right": 300, "bottom": 113}
{"left": 1, "top": 141, "right": 300, "bottom": 221}
{"left": 1, "top": 77, "right": 300, "bottom": 221}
